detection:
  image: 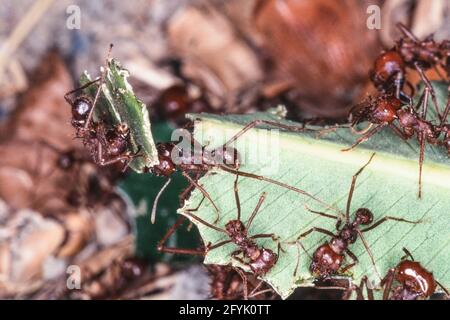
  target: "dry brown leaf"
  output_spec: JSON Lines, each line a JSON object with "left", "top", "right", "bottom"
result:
{"left": 168, "top": 4, "right": 263, "bottom": 103}
{"left": 254, "top": 0, "right": 382, "bottom": 118}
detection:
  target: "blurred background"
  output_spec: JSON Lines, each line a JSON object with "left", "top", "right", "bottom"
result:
{"left": 0, "top": 0, "right": 448, "bottom": 299}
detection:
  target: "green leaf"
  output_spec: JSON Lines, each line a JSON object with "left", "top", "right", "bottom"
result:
{"left": 181, "top": 82, "right": 450, "bottom": 299}
{"left": 80, "top": 59, "right": 159, "bottom": 172}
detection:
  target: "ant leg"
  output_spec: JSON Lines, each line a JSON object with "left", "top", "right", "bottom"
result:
{"left": 250, "top": 234, "right": 277, "bottom": 241}
{"left": 436, "top": 280, "right": 450, "bottom": 298}
{"left": 317, "top": 124, "right": 352, "bottom": 137}
{"left": 84, "top": 44, "right": 114, "bottom": 129}
{"left": 304, "top": 205, "right": 340, "bottom": 220}
{"left": 388, "top": 123, "right": 410, "bottom": 140}
{"left": 361, "top": 216, "right": 421, "bottom": 233}
{"left": 157, "top": 215, "right": 205, "bottom": 256}
{"left": 440, "top": 98, "right": 450, "bottom": 127}
{"left": 218, "top": 165, "right": 340, "bottom": 215}
{"left": 304, "top": 205, "right": 342, "bottom": 230}
{"left": 98, "top": 153, "right": 140, "bottom": 166}
{"left": 221, "top": 120, "right": 309, "bottom": 150}
{"left": 355, "top": 230, "right": 381, "bottom": 279}
{"left": 345, "top": 153, "right": 376, "bottom": 224}
{"left": 417, "top": 133, "right": 426, "bottom": 198}
{"left": 233, "top": 172, "right": 241, "bottom": 221}
{"left": 341, "top": 124, "right": 386, "bottom": 152}
{"left": 289, "top": 227, "right": 335, "bottom": 243}
{"left": 151, "top": 178, "right": 172, "bottom": 224}
{"left": 396, "top": 22, "right": 419, "bottom": 42}
{"left": 381, "top": 268, "right": 395, "bottom": 300}
{"left": 340, "top": 249, "right": 358, "bottom": 273}
{"left": 401, "top": 247, "right": 415, "bottom": 261}
{"left": 181, "top": 171, "right": 220, "bottom": 223}
{"left": 64, "top": 78, "right": 101, "bottom": 103}
{"left": 414, "top": 62, "right": 441, "bottom": 120}
{"left": 356, "top": 276, "right": 374, "bottom": 300}
{"left": 234, "top": 268, "right": 248, "bottom": 300}
{"left": 182, "top": 204, "right": 227, "bottom": 234}
{"left": 178, "top": 179, "right": 199, "bottom": 207}
{"left": 246, "top": 192, "right": 267, "bottom": 230}
{"left": 207, "top": 239, "right": 233, "bottom": 252}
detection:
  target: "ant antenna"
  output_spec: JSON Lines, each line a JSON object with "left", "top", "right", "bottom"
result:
{"left": 84, "top": 44, "right": 114, "bottom": 130}
{"left": 233, "top": 172, "right": 241, "bottom": 221}
{"left": 436, "top": 280, "right": 450, "bottom": 297}
{"left": 246, "top": 192, "right": 267, "bottom": 231}
{"left": 151, "top": 178, "right": 172, "bottom": 224}
{"left": 345, "top": 153, "right": 376, "bottom": 224}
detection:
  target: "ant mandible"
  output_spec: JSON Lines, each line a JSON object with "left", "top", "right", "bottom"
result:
{"left": 287, "top": 154, "right": 421, "bottom": 281}
{"left": 357, "top": 248, "right": 449, "bottom": 300}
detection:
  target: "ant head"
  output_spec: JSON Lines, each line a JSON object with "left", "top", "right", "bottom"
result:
{"left": 225, "top": 220, "right": 246, "bottom": 237}
{"left": 72, "top": 97, "right": 92, "bottom": 123}
{"left": 116, "top": 123, "right": 129, "bottom": 136}
{"left": 355, "top": 208, "right": 373, "bottom": 225}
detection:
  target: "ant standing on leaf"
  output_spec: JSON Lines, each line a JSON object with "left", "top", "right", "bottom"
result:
{"left": 207, "top": 265, "right": 277, "bottom": 300}
{"left": 157, "top": 172, "right": 282, "bottom": 299}
{"left": 343, "top": 91, "right": 444, "bottom": 198}
{"left": 64, "top": 44, "right": 141, "bottom": 172}
{"left": 287, "top": 154, "right": 421, "bottom": 284}
{"left": 357, "top": 248, "right": 449, "bottom": 300}
{"left": 146, "top": 118, "right": 331, "bottom": 224}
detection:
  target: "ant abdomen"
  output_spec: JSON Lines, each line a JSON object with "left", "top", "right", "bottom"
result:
{"left": 311, "top": 244, "right": 344, "bottom": 277}
{"left": 370, "top": 50, "right": 405, "bottom": 89}
{"left": 396, "top": 260, "right": 436, "bottom": 298}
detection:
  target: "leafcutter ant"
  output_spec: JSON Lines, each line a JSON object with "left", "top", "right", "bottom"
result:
{"left": 358, "top": 248, "right": 449, "bottom": 300}
{"left": 287, "top": 154, "right": 421, "bottom": 281}
{"left": 371, "top": 23, "right": 449, "bottom": 113}
{"left": 147, "top": 118, "right": 331, "bottom": 224}
{"left": 343, "top": 93, "right": 442, "bottom": 198}
{"left": 158, "top": 172, "right": 281, "bottom": 299}
{"left": 64, "top": 45, "right": 141, "bottom": 172}
{"left": 207, "top": 264, "right": 277, "bottom": 300}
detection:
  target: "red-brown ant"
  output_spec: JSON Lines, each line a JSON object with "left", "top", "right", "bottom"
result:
{"left": 207, "top": 264, "right": 276, "bottom": 300}
{"left": 158, "top": 172, "right": 281, "bottom": 285}
{"left": 64, "top": 45, "right": 142, "bottom": 172}
{"left": 288, "top": 154, "right": 421, "bottom": 281}
{"left": 343, "top": 93, "right": 442, "bottom": 198}
{"left": 357, "top": 248, "right": 449, "bottom": 300}
{"left": 147, "top": 119, "right": 331, "bottom": 224}
{"left": 371, "top": 23, "right": 449, "bottom": 113}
